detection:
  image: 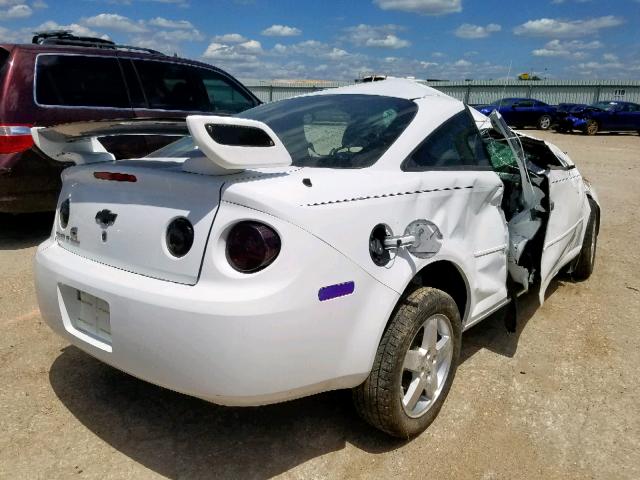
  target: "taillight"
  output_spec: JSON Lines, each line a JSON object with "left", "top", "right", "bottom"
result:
{"left": 0, "top": 125, "right": 34, "bottom": 154}
{"left": 59, "top": 198, "right": 70, "bottom": 229}
{"left": 166, "top": 217, "right": 194, "bottom": 258}
{"left": 94, "top": 172, "right": 137, "bottom": 182}
{"left": 226, "top": 221, "right": 281, "bottom": 273}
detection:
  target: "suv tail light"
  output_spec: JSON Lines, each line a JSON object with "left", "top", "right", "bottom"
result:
{"left": 226, "top": 221, "right": 281, "bottom": 273}
{"left": 0, "top": 125, "right": 34, "bottom": 154}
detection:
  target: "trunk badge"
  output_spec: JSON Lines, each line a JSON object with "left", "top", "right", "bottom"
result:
{"left": 95, "top": 209, "right": 118, "bottom": 228}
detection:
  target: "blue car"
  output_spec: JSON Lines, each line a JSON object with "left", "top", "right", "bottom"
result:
{"left": 476, "top": 98, "right": 557, "bottom": 130}
{"left": 555, "top": 101, "right": 640, "bottom": 135}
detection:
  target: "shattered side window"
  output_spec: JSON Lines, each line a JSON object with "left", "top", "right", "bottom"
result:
{"left": 402, "top": 109, "right": 492, "bottom": 171}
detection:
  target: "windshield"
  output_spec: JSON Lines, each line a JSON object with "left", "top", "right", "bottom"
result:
{"left": 148, "top": 94, "right": 418, "bottom": 168}
{"left": 590, "top": 101, "right": 619, "bottom": 111}
{"left": 490, "top": 99, "right": 516, "bottom": 107}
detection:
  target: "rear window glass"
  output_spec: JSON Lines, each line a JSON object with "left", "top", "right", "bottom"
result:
{"left": 133, "top": 60, "right": 255, "bottom": 114}
{"left": 238, "top": 94, "right": 418, "bottom": 169}
{"left": 35, "top": 55, "right": 129, "bottom": 108}
{"left": 148, "top": 95, "right": 418, "bottom": 169}
{"left": 0, "top": 48, "right": 9, "bottom": 80}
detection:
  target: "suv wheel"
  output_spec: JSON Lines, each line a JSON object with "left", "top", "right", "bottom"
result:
{"left": 353, "top": 287, "right": 461, "bottom": 438}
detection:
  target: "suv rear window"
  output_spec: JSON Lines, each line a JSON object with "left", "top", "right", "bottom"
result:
{"left": 35, "top": 55, "right": 130, "bottom": 108}
{"left": 133, "top": 60, "right": 255, "bottom": 114}
{"left": 0, "top": 48, "right": 10, "bottom": 81}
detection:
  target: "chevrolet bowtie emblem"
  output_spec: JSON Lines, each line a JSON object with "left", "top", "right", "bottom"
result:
{"left": 95, "top": 209, "right": 118, "bottom": 228}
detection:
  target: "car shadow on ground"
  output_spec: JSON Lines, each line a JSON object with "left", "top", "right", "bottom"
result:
{"left": 48, "top": 278, "right": 566, "bottom": 479}
{"left": 0, "top": 212, "right": 53, "bottom": 250}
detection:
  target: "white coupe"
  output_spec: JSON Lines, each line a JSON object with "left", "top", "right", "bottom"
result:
{"left": 33, "top": 79, "right": 600, "bottom": 438}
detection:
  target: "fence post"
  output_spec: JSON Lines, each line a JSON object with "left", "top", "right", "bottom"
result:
{"left": 269, "top": 84, "right": 273, "bottom": 102}
{"left": 464, "top": 83, "right": 471, "bottom": 104}
{"left": 593, "top": 85, "right": 601, "bottom": 103}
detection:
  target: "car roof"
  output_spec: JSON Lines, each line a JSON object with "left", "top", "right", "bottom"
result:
{"left": 309, "top": 77, "right": 453, "bottom": 101}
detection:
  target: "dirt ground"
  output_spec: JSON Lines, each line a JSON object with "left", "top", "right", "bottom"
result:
{"left": 1, "top": 131, "right": 639, "bottom": 480}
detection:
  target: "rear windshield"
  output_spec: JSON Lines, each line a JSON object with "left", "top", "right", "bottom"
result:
{"left": 0, "top": 48, "right": 10, "bottom": 81}
{"left": 149, "top": 94, "right": 418, "bottom": 169}
{"left": 238, "top": 94, "right": 418, "bottom": 168}
{"left": 36, "top": 55, "right": 130, "bottom": 108}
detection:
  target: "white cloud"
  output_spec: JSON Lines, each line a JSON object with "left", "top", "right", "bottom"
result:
{"left": 532, "top": 39, "right": 602, "bottom": 58}
{"left": 212, "top": 33, "right": 247, "bottom": 43}
{"left": 0, "top": 25, "right": 21, "bottom": 42}
{"left": 261, "top": 24, "right": 301, "bottom": 37}
{"left": 83, "top": 13, "right": 148, "bottom": 33}
{"left": 514, "top": 16, "right": 623, "bottom": 38}
{"left": 203, "top": 39, "right": 263, "bottom": 62}
{"left": 373, "top": 0, "right": 461, "bottom": 15}
{"left": 344, "top": 24, "right": 410, "bottom": 49}
{"left": 602, "top": 53, "right": 618, "bottom": 62}
{"left": 35, "top": 20, "right": 106, "bottom": 39}
{"left": 365, "top": 34, "right": 410, "bottom": 48}
{"left": 272, "top": 40, "right": 354, "bottom": 60}
{"left": 453, "top": 59, "right": 472, "bottom": 67}
{"left": 0, "top": 4, "right": 32, "bottom": 20}
{"left": 576, "top": 60, "right": 624, "bottom": 70}
{"left": 454, "top": 23, "right": 501, "bottom": 39}
{"left": 147, "top": 17, "right": 194, "bottom": 29}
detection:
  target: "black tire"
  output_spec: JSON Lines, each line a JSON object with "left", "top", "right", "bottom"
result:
{"left": 572, "top": 198, "right": 598, "bottom": 280}
{"left": 537, "top": 115, "right": 552, "bottom": 130}
{"left": 585, "top": 120, "right": 599, "bottom": 136}
{"left": 353, "top": 287, "right": 461, "bottom": 438}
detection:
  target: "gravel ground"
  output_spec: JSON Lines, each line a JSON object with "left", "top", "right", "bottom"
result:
{"left": 1, "top": 131, "right": 639, "bottom": 479}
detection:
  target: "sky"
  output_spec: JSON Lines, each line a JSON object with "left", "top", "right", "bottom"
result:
{"left": 0, "top": 0, "right": 639, "bottom": 81}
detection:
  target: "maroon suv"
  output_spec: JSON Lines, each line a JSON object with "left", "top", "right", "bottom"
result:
{"left": 0, "top": 31, "right": 260, "bottom": 214}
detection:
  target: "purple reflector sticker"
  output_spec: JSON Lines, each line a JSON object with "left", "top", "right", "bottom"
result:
{"left": 318, "top": 281, "right": 355, "bottom": 301}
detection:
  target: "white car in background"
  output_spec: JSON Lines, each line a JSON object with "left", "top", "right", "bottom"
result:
{"left": 33, "top": 79, "right": 600, "bottom": 438}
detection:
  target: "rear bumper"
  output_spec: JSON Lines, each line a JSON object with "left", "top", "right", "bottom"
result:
{"left": 35, "top": 238, "right": 398, "bottom": 406}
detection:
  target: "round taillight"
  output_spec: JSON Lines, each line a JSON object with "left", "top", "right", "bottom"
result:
{"left": 226, "top": 221, "right": 281, "bottom": 273}
{"left": 59, "top": 198, "right": 70, "bottom": 229}
{"left": 166, "top": 217, "right": 194, "bottom": 258}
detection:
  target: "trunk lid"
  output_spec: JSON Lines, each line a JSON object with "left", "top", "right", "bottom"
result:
{"left": 56, "top": 160, "right": 224, "bottom": 285}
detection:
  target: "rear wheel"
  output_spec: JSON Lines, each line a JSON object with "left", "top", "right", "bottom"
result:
{"left": 585, "top": 120, "right": 599, "bottom": 136}
{"left": 573, "top": 199, "right": 598, "bottom": 280}
{"left": 353, "top": 287, "right": 461, "bottom": 438}
{"left": 537, "top": 115, "right": 552, "bottom": 130}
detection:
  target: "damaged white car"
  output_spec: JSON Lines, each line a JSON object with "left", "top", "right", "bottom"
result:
{"left": 33, "top": 79, "right": 600, "bottom": 438}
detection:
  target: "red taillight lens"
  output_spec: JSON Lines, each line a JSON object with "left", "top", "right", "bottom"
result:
{"left": 226, "top": 221, "right": 281, "bottom": 273}
{"left": 0, "top": 125, "right": 34, "bottom": 154}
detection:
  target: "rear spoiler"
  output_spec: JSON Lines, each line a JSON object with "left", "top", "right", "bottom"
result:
{"left": 32, "top": 116, "right": 292, "bottom": 175}
{"left": 32, "top": 119, "right": 189, "bottom": 165}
